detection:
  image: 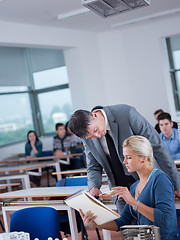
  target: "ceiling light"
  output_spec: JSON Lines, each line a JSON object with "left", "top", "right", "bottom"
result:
{"left": 82, "top": 0, "right": 150, "bottom": 18}
{"left": 57, "top": 8, "right": 90, "bottom": 20}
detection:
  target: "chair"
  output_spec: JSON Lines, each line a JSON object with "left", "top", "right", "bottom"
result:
{"left": 56, "top": 176, "right": 88, "bottom": 187}
{"left": 10, "top": 206, "right": 61, "bottom": 240}
{"left": 56, "top": 176, "right": 102, "bottom": 240}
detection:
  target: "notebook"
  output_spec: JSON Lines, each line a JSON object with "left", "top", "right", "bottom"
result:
{"left": 65, "top": 190, "right": 120, "bottom": 225}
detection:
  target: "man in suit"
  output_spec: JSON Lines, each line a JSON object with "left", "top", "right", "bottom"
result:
{"left": 69, "top": 104, "right": 180, "bottom": 213}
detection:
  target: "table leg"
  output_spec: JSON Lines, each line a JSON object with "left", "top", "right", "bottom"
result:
{"left": 5, "top": 172, "right": 12, "bottom": 192}
{"left": 23, "top": 175, "right": 32, "bottom": 201}
{"left": 23, "top": 175, "right": 31, "bottom": 189}
{"left": 55, "top": 161, "right": 61, "bottom": 181}
{"left": 102, "top": 229, "right": 111, "bottom": 240}
{"left": 67, "top": 207, "right": 79, "bottom": 240}
{"left": 2, "top": 207, "right": 10, "bottom": 232}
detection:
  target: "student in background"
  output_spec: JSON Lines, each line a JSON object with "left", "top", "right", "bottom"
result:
{"left": 158, "top": 112, "right": 180, "bottom": 160}
{"left": 25, "top": 130, "right": 43, "bottom": 187}
{"left": 80, "top": 136, "right": 178, "bottom": 240}
{"left": 53, "top": 123, "right": 77, "bottom": 158}
{"left": 154, "top": 109, "right": 178, "bottom": 133}
{"left": 25, "top": 130, "right": 42, "bottom": 158}
{"left": 53, "top": 123, "right": 82, "bottom": 169}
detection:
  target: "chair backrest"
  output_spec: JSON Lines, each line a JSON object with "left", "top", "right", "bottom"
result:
{"left": 10, "top": 207, "right": 60, "bottom": 240}
{"left": 56, "top": 176, "right": 87, "bottom": 187}
{"left": 42, "top": 150, "right": 53, "bottom": 161}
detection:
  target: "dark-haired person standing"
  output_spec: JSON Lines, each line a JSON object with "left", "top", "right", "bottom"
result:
{"left": 69, "top": 104, "right": 180, "bottom": 213}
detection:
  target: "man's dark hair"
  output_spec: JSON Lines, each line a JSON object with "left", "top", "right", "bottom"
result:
{"left": 69, "top": 110, "right": 92, "bottom": 138}
{"left": 55, "top": 123, "right": 64, "bottom": 131}
{"left": 157, "top": 112, "right": 172, "bottom": 122}
{"left": 154, "top": 109, "right": 164, "bottom": 115}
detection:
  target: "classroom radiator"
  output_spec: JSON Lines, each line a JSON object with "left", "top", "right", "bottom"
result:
{"left": 120, "top": 225, "right": 160, "bottom": 240}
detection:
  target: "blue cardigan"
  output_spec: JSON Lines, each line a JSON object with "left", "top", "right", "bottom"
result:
{"left": 114, "top": 170, "right": 177, "bottom": 239}
{"left": 25, "top": 140, "right": 43, "bottom": 158}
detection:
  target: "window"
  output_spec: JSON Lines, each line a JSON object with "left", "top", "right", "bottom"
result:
{"left": 33, "top": 66, "right": 69, "bottom": 90}
{"left": 38, "top": 88, "right": 73, "bottom": 133}
{"left": 166, "top": 35, "right": 180, "bottom": 111}
{"left": 0, "top": 92, "right": 33, "bottom": 145}
{"left": 0, "top": 47, "right": 73, "bottom": 146}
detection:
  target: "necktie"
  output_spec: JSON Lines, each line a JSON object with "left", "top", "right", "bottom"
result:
{"left": 105, "top": 132, "right": 135, "bottom": 187}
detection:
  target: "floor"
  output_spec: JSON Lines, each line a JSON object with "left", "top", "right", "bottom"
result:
{"left": 0, "top": 170, "right": 122, "bottom": 239}
{"left": 60, "top": 228, "right": 122, "bottom": 240}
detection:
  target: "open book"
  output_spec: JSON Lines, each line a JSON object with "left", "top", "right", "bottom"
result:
{"left": 65, "top": 191, "right": 120, "bottom": 225}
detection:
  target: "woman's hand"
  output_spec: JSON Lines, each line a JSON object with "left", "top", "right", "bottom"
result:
{"left": 30, "top": 139, "right": 36, "bottom": 146}
{"left": 111, "top": 186, "right": 135, "bottom": 206}
{"left": 79, "top": 209, "right": 98, "bottom": 229}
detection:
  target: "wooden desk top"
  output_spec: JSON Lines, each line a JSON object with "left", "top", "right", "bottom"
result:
{"left": 0, "top": 161, "right": 56, "bottom": 173}
{"left": 175, "top": 160, "right": 180, "bottom": 165}
{"left": 52, "top": 168, "right": 87, "bottom": 175}
{"left": 0, "top": 186, "right": 88, "bottom": 199}
{"left": 0, "top": 153, "right": 83, "bottom": 164}
{"left": 0, "top": 185, "right": 110, "bottom": 199}
{"left": 0, "top": 183, "right": 21, "bottom": 189}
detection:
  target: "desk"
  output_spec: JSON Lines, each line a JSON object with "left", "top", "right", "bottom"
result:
{"left": 0, "top": 186, "right": 89, "bottom": 240}
{"left": 0, "top": 153, "right": 83, "bottom": 181}
{"left": 52, "top": 168, "right": 87, "bottom": 176}
{"left": 0, "top": 183, "right": 21, "bottom": 190}
{"left": 0, "top": 161, "right": 59, "bottom": 191}
{"left": 0, "top": 153, "right": 83, "bottom": 164}
{"left": 1, "top": 186, "right": 179, "bottom": 240}
{"left": 0, "top": 186, "right": 89, "bottom": 199}
{"left": 0, "top": 186, "right": 114, "bottom": 240}
{"left": 0, "top": 161, "right": 58, "bottom": 173}
{"left": 52, "top": 169, "right": 108, "bottom": 183}
{"left": 1, "top": 201, "right": 79, "bottom": 240}
{"left": 175, "top": 160, "right": 180, "bottom": 165}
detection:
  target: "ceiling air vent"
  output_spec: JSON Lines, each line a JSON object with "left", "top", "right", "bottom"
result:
{"left": 82, "top": 0, "right": 150, "bottom": 18}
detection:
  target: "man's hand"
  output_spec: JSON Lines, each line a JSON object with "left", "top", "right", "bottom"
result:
{"left": 54, "top": 150, "right": 65, "bottom": 158}
{"left": 174, "top": 189, "right": 180, "bottom": 199}
{"left": 89, "top": 187, "right": 103, "bottom": 201}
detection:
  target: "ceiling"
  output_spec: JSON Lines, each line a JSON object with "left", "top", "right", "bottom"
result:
{"left": 0, "top": 0, "right": 180, "bottom": 32}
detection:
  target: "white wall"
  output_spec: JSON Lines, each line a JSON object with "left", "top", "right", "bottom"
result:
{"left": 0, "top": 21, "right": 105, "bottom": 159}
{"left": 1, "top": 14, "right": 180, "bottom": 159}
{"left": 96, "top": 15, "right": 180, "bottom": 126}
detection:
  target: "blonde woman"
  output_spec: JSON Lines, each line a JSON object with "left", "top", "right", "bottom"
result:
{"left": 80, "top": 136, "right": 178, "bottom": 239}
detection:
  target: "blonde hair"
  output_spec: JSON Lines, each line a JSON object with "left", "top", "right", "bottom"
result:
{"left": 123, "top": 136, "right": 153, "bottom": 165}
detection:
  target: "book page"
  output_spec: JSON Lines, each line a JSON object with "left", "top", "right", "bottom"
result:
{"left": 65, "top": 191, "right": 119, "bottom": 225}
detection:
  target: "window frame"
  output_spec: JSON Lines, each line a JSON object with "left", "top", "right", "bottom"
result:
{"left": 0, "top": 48, "right": 72, "bottom": 147}
{"left": 166, "top": 37, "right": 180, "bottom": 112}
